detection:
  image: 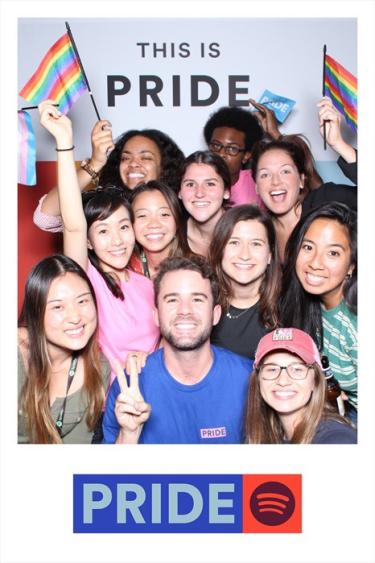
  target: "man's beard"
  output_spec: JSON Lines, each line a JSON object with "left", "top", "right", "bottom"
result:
{"left": 161, "top": 325, "right": 212, "bottom": 352}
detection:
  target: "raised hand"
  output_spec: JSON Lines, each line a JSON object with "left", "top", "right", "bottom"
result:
{"left": 38, "top": 100, "right": 73, "bottom": 148}
{"left": 318, "top": 96, "right": 343, "bottom": 147}
{"left": 90, "top": 119, "right": 115, "bottom": 171}
{"left": 318, "top": 97, "right": 356, "bottom": 162}
{"left": 113, "top": 357, "right": 151, "bottom": 444}
{"left": 249, "top": 99, "right": 281, "bottom": 140}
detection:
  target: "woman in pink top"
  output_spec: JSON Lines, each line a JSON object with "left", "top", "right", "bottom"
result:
{"left": 39, "top": 101, "right": 160, "bottom": 378}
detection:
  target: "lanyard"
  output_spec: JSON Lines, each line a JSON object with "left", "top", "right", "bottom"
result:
{"left": 140, "top": 250, "right": 151, "bottom": 279}
{"left": 55, "top": 354, "right": 78, "bottom": 437}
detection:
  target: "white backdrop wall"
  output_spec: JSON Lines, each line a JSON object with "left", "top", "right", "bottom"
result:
{"left": 18, "top": 17, "right": 357, "bottom": 181}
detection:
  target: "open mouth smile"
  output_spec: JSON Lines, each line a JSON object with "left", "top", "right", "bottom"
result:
{"left": 192, "top": 201, "right": 210, "bottom": 207}
{"left": 272, "top": 390, "right": 298, "bottom": 400}
{"left": 144, "top": 233, "right": 165, "bottom": 241}
{"left": 269, "top": 190, "right": 288, "bottom": 202}
{"left": 65, "top": 326, "right": 85, "bottom": 338}
{"left": 304, "top": 272, "right": 327, "bottom": 285}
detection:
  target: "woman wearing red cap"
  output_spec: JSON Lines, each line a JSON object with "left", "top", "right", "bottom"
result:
{"left": 244, "top": 328, "right": 356, "bottom": 444}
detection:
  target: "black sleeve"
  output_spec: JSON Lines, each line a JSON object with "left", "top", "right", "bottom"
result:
{"left": 302, "top": 182, "right": 357, "bottom": 216}
{"left": 337, "top": 149, "right": 357, "bottom": 184}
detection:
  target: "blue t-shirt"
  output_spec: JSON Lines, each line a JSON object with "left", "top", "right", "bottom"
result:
{"left": 103, "top": 346, "right": 253, "bottom": 444}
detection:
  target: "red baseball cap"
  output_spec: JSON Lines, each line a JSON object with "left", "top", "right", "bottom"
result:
{"left": 254, "top": 328, "right": 322, "bottom": 367}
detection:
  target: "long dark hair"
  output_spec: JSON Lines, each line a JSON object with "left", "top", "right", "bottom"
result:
{"left": 98, "top": 129, "right": 185, "bottom": 194}
{"left": 209, "top": 205, "right": 281, "bottom": 329}
{"left": 280, "top": 202, "right": 357, "bottom": 348}
{"left": 83, "top": 186, "right": 134, "bottom": 300}
{"left": 19, "top": 254, "right": 105, "bottom": 444}
{"left": 129, "top": 180, "right": 190, "bottom": 258}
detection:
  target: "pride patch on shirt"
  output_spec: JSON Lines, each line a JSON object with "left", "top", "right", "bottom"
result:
{"left": 200, "top": 427, "right": 227, "bottom": 439}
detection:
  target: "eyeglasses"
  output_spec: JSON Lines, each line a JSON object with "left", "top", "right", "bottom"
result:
{"left": 209, "top": 141, "right": 246, "bottom": 157}
{"left": 258, "top": 363, "right": 313, "bottom": 381}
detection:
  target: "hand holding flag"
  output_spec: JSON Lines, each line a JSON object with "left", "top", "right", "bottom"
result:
{"left": 38, "top": 100, "right": 73, "bottom": 149}
{"left": 318, "top": 97, "right": 343, "bottom": 146}
{"left": 318, "top": 97, "right": 357, "bottom": 164}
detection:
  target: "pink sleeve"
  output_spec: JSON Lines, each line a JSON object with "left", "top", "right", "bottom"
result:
{"left": 33, "top": 194, "right": 63, "bottom": 233}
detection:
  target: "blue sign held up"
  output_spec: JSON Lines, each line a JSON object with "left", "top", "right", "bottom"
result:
{"left": 257, "top": 89, "right": 296, "bottom": 123}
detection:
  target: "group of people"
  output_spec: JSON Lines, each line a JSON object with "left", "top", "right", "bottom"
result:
{"left": 18, "top": 94, "right": 358, "bottom": 445}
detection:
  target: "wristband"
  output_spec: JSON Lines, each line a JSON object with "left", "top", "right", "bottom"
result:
{"left": 56, "top": 146, "right": 75, "bottom": 152}
{"left": 80, "top": 159, "right": 100, "bottom": 180}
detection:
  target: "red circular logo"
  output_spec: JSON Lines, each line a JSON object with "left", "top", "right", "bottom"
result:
{"left": 250, "top": 481, "right": 295, "bottom": 526}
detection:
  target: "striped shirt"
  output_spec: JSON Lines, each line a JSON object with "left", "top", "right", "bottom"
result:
{"left": 322, "top": 300, "right": 357, "bottom": 408}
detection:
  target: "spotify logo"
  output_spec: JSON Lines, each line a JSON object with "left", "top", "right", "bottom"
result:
{"left": 249, "top": 481, "right": 295, "bottom": 526}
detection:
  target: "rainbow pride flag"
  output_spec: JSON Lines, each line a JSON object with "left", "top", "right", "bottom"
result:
{"left": 18, "top": 110, "right": 36, "bottom": 186}
{"left": 19, "top": 33, "right": 87, "bottom": 114}
{"left": 324, "top": 54, "right": 357, "bottom": 131}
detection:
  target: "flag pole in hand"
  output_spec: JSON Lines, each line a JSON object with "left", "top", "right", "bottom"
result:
{"left": 65, "top": 21, "right": 101, "bottom": 121}
{"left": 322, "top": 44, "right": 327, "bottom": 150}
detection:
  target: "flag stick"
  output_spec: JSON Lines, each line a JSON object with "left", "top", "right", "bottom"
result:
{"left": 20, "top": 104, "right": 59, "bottom": 111}
{"left": 65, "top": 21, "right": 101, "bottom": 121}
{"left": 322, "top": 44, "right": 327, "bottom": 150}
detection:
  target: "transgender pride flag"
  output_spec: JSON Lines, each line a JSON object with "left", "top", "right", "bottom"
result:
{"left": 19, "top": 33, "right": 87, "bottom": 114}
{"left": 18, "top": 110, "right": 36, "bottom": 186}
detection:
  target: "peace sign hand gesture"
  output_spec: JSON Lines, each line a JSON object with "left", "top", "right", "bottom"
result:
{"left": 113, "top": 357, "right": 151, "bottom": 444}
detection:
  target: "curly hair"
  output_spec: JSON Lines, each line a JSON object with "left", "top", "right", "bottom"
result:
{"left": 203, "top": 106, "right": 264, "bottom": 152}
{"left": 98, "top": 129, "right": 185, "bottom": 194}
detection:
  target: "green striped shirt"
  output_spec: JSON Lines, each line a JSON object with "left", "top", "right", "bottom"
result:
{"left": 322, "top": 300, "right": 357, "bottom": 408}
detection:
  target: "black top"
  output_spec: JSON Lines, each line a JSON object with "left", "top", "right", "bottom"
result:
{"left": 210, "top": 302, "right": 268, "bottom": 359}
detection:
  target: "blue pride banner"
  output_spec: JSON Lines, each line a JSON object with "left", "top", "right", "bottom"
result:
{"left": 73, "top": 473, "right": 302, "bottom": 534}
{"left": 74, "top": 474, "right": 243, "bottom": 533}
{"left": 258, "top": 89, "right": 296, "bottom": 123}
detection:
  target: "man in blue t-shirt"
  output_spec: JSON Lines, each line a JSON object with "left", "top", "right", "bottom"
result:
{"left": 103, "top": 256, "right": 253, "bottom": 444}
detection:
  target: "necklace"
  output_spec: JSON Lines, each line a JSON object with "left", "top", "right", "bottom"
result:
{"left": 226, "top": 305, "right": 253, "bottom": 320}
{"left": 55, "top": 353, "right": 78, "bottom": 436}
